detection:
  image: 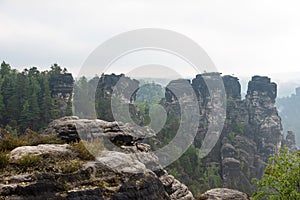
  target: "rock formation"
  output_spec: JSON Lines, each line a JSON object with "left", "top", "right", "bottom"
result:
{"left": 49, "top": 73, "right": 74, "bottom": 116}
{"left": 0, "top": 117, "right": 194, "bottom": 199}
{"left": 276, "top": 86, "right": 300, "bottom": 145}
{"left": 92, "top": 73, "right": 287, "bottom": 194}
{"left": 282, "top": 130, "right": 298, "bottom": 152}
{"left": 165, "top": 74, "right": 284, "bottom": 193}
{"left": 94, "top": 74, "right": 142, "bottom": 124}
{"left": 197, "top": 188, "right": 250, "bottom": 200}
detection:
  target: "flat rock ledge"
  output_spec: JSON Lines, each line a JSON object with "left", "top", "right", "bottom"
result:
{"left": 198, "top": 188, "right": 250, "bottom": 200}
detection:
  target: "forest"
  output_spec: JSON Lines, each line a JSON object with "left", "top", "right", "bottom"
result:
{"left": 0, "top": 61, "right": 72, "bottom": 134}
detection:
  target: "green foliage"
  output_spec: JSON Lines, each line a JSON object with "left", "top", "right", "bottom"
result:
{"left": 136, "top": 101, "right": 151, "bottom": 125}
{"left": 206, "top": 163, "right": 222, "bottom": 188}
{"left": 167, "top": 144, "right": 222, "bottom": 195}
{"left": 0, "top": 152, "right": 9, "bottom": 169}
{"left": 228, "top": 131, "right": 236, "bottom": 142}
{"left": 235, "top": 122, "right": 244, "bottom": 134}
{"left": 59, "top": 160, "right": 81, "bottom": 173}
{"left": 21, "top": 129, "right": 64, "bottom": 145}
{"left": 253, "top": 148, "right": 300, "bottom": 200}
{"left": 0, "top": 61, "right": 73, "bottom": 132}
{"left": 240, "top": 161, "right": 245, "bottom": 170}
{"left": 0, "top": 130, "right": 64, "bottom": 152}
{"left": 0, "top": 135, "right": 28, "bottom": 151}
{"left": 70, "top": 141, "right": 96, "bottom": 161}
{"left": 227, "top": 96, "right": 233, "bottom": 108}
{"left": 135, "top": 82, "right": 164, "bottom": 104}
{"left": 154, "top": 110, "right": 180, "bottom": 148}
{"left": 17, "top": 154, "right": 41, "bottom": 169}
{"left": 73, "top": 76, "right": 98, "bottom": 119}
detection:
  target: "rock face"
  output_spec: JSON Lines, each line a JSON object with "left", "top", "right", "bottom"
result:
{"left": 283, "top": 131, "right": 298, "bottom": 152}
{"left": 9, "top": 144, "right": 71, "bottom": 160}
{"left": 92, "top": 73, "right": 285, "bottom": 194}
{"left": 94, "top": 74, "right": 142, "bottom": 123}
{"left": 1, "top": 117, "right": 194, "bottom": 200}
{"left": 165, "top": 74, "right": 284, "bottom": 193}
{"left": 49, "top": 73, "right": 74, "bottom": 115}
{"left": 44, "top": 116, "right": 155, "bottom": 144}
{"left": 197, "top": 188, "right": 250, "bottom": 200}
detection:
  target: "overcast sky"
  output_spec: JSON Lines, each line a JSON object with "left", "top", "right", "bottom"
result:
{"left": 1, "top": 0, "right": 300, "bottom": 84}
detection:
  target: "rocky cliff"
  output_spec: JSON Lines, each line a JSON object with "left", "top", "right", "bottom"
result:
{"left": 164, "top": 74, "right": 286, "bottom": 193}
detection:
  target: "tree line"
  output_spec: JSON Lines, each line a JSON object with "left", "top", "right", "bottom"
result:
{"left": 0, "top": 61, "right": 72, "bottom": 134}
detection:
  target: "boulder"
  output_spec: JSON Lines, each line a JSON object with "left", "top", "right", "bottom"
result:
{"left": 44, "top": 116, "right": 155, "bottom": 144}
{"left": 9, "top": 144, "right": 72, "bottom": 160}
{"left": 198, "top": 188, "right": 250, "bottom": 200}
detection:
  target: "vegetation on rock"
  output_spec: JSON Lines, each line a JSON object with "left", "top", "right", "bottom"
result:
{"left": 253, "top": 148, "right": 300, "bottom": 199}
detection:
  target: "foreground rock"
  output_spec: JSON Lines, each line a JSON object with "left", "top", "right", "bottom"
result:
{"left": 197, "top": 188, "right": 250, "bottom": 200}
{"left": 1, "top": 118, "right": 194, "bottom": 200}
{"left": 9, "top": 144, "right": 71, "bottom": 160}
{"left": 44, "top": 116, "right": 155, "bottom": 144}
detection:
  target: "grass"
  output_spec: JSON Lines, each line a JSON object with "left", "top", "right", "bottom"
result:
{"left": 0, "top": 131, "right": 64, "bottom": 152}
{"left": 17, "top": 154, "right": 41, "bottom": 170}
{"left": 0, "top": 152, "right": 9, "bottom": 169}
{"left": 69, "top": 138, "right": 105, "bottom": 161}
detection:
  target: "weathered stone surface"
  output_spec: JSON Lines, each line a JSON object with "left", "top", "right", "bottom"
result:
{"left": 2, "top": 118, "right": 194, "bottom": 200}
{"left": 166, "top": 74, "right": 283, "bottom": 194}
{"left": 283, "top": 130, "right": 298, "bottom": 152}
{"left": 198, "top": 188, "right": 250, "bottom": 200}
{"left": 9, "top": 144, "right": 72, "bottom": 160}
{"left": 44, "top": 116, "right": 155, "bottom": 144}
{"left": 222, "top": 75, "right": 241, "bottom": 100}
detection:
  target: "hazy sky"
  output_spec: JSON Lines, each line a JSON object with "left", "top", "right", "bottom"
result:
{"left": 1, "top": 0, "right": 300, "bottom": 83}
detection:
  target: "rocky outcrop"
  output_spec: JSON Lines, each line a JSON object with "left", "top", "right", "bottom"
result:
{"left": 9, "top": 144, "right": 71, "bottom": 160}
{"left": 73, "top": 73, "right": 284, "bottom": 195}
{"left": 44, "top": 116, "right": 155, "bottom": 144}
{"left": 283, "top": 131, "right": 298, "bottom": 152}
{"left": 197, "top": 188, "right": 250, "bottom": 200}
{"left": 276, "top": 87, "right": 300, "bottom": 145}
{"left": 220, "top": 76, "right": 282, "bottom": 192}
{"left": 94, "top": 74, "right": 142, "bottom": 123}
{"left": 49, "top": 73, "right": 73, "bottom": 116}
{"left": 49, "top": 73, "right": 74, "bottom": 96}
{"left": 0, "top": 117, "right": 194, "bottom": 199}
{"left": 0, "top": 156, "right": 170, "bottom": 200}
{"left": 165, "top": 74, "right": 284, "bottom": 194}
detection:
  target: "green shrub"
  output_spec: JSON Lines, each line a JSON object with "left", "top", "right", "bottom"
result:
{"left": 0, "top": 135, "right": 28, "bottom": 151}
{"left": 70, "top": 141, "right": 96, "bottom": 161}
{"left": 253, "top": 148, "right": 300, "bottom": 199}
{"left": 21, "top": 131, "right": 64, "bottom": 146}
{"left": 0, "top": 152, "right": 9, "bottom": 169}
{"left": 17, "top": 154, "right": 41, "bottom": 169}
{"left": 228, "top": 131, "right": 236, "bottom": 142}
{"left": 59, "top": 160, "right": 81, "bottom": 174}
{"left": 0, "top": 130, "right": 64, "bottom": 152}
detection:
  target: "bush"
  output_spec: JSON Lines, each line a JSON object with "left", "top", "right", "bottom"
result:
{"left": 228, "top": 131, "right": 236, "bottom": 142}
{"left": 0, "top": 152, "right": 9, "bottom": 169}
{"left": 253, "top": 148, "right": 300, "bottom": 199}
{"left": 0, "top": 130, "right": 64, "bottom": 152}
{"left": 59, "top": 160, "right": 81, "bottom": 174}
{"left": 0, "top": 135, "right": 28, "bottom": 151}
{"left": 17, "top": 154, "right": 41, "bottom": 169}
{"left": 70, "top": 141, "right": 96, "bottom": 161}
{"left": 20, "top": 130, "right": 64, "bottom": 146}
